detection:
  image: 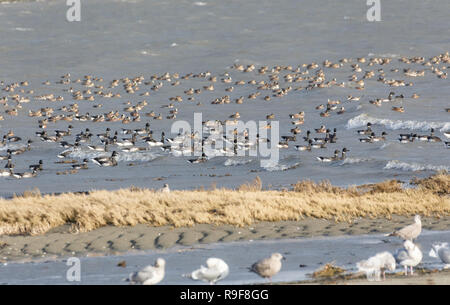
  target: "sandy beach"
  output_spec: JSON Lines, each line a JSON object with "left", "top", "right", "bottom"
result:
{"left": 1, "top": 228, "right": 449, "bottom": 285}
{"left": 1, "top": 216, "right": 449, "bottom": 262}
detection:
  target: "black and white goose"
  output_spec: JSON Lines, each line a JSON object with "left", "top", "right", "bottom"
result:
{"left": 10, "top": 140, "right": 32, "bottom": 155}
{"left": 357, "top": 123, "right": 372, "bottom": 135}
{"left": 29, "top": 160, "right": 43, "bottom": 171}
{"left": 317, "top": 149, "right": 340, "bottom": 162}
{"left": 12, "top": 169, "right": 37, "bottom": 179}
{"left": 92, "top": 151, "right": 118, "bottom": 167}
{"left": 188, "top": 153, "right": 208, "bottom": 164}
{"left": 72, "top": 159, "right": 89, "bottom": 170}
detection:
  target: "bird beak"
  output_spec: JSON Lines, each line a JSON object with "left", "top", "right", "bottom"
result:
{"left": 282, "top": 256, "right": 287, "bottom": 261}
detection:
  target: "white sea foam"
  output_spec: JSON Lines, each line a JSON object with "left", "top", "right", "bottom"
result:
{"left": 224, "top": 159, "right": 253, "bottom": 166}
{"left": 339, "top": 157, "right": 373, "bottom": 165}
{"left": 347, "top": 113, "right": 450, "bottom": 132}
{"left": 384, "top": 160, "right": 449, "bottom": 172}
{"left": 261, "top": 161, "right": 300, "bottom": 172}
{"left": 68, "top": 149, "right": 159, "bottom": 162}
{"left": 14, "top": 27, "right": 34, "bottom": 32}
{"left": 0, "top": 144, "right": 23, "bottom": 151}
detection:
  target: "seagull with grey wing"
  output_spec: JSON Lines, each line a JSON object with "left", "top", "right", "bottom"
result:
{"left": 249, "top": 253, "right": 285, "bottom": 283}
{"left": 386, "top": 215, "right": 421, "bottom": 241}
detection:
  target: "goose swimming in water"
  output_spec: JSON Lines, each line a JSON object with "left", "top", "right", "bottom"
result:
{"left": 357, "top": 123, "right": 372, "bottom": 135}
{"left": 29, "top": 160, "right": 43, "bottom": 171}
{"left": 12, "top": 169, "right": 38, "bottom": 179}
{"left": 317, "top": 149, "right": 340, "bottom": 162}
{"left": 72, "top": 159, "right": 89, "bottom": 170}
{"left": 92, "top": 151, "right": 118, "bottom": 167}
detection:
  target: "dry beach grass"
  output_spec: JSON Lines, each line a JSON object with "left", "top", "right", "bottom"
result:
{"left": 0, "top": 173, "right": 448, "bottom": 236}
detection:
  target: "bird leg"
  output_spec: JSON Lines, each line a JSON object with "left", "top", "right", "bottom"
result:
{"left": 404, "top": 266, "right": 408, "bottom": 276}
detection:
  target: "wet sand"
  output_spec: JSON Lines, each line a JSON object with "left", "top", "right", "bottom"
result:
{"left": 293, "top": 269, "right": 450, "bottom": 285}
{"left": 1, "top": 215, "right": 449, "bottom": 262}
{"left": 0, "top": 229, "right": 449, "bottom": 285}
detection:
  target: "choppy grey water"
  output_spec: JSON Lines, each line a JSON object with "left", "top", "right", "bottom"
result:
{"left": 0, "top": 0, "right": 449, "bottom": 196}
{"left": 0, "top": 230, "right": 448, "bottom": 285}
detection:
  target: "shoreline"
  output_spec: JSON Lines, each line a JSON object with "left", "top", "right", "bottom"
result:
{"left": 1, "top": 216, "right": 449, "bottom": 262}
{"left": 287, "top": 268, "right": 450, "bottom": 285}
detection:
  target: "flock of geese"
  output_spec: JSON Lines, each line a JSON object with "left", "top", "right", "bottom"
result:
{"left": 0, "top": 52, "right": 449, "bottom": 180}
{"left": 125, "top": 215, "right": 450, "bottom": 285}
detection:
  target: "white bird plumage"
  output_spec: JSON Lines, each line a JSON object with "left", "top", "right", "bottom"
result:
{"left": 186, "top": 258, "right": 229, "bottom": 284}
{"left": 394, "top": 240, "right": 423, "bottom": 275}
{"left": 429, "top": 242, "right": 450, "bottom": 269}
{"left": 127, "top": 258, "right": 165, "bottom": 285}
{"left": 356, "top": 251, "right": 396, "bottom": 281}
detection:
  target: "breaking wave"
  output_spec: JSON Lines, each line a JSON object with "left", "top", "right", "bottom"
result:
{"left": 224, "top": 158, "right": 253, "bottom": 166}
{"left": 346, "top": 113, "right": 450, "bottom": 132}
{"left": 68, "top": 149, "right": 159, "bottom": 162}
{"left": 384, "top": 160, "right": 449, "bottom": 172}
{"left": 261, "top": 161, "right": 300, "bottom": 172}
{"left": 339, "top": 157, "right": 373, "bottom": 165}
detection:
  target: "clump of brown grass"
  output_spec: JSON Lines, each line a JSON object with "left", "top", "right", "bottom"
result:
{"left": 13, "top": 188, "right": 42, "bottom": 199}
{"left": 238, "top": 176, "right": 262, "bottom": 191}
{"left": 411, "top": 170, "right": 449, "bottom": 195}
{"left": 364, "top": 179, "right": 404, "bottom": 194}
{"left": 312, "top": 263, "right": 346, "bottom": 278}
{"left": 0, "top": 174, "right": 448, "bottom": 236}
{"left": 293, "top": 179, "right": 351, "bottom": 195}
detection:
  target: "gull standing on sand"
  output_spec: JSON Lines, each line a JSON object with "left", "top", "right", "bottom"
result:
{"left": 394, "top": 240, "right": 423, "bottom": 276}
{"left": 185, "top": 258, "right": 229, "bottom": 284}
{"left": 429, "top": 242, "right": 450, "bottom": 269}
{"left": 386, "top": 215, "right": 422, "bottom": 241}
{"left": 249, "top": 253, "right": 285, "bottom": 282}
{"left": 356, "top": 251, "right": 396, "bottom": 281}
{"left": 127, "top": 258, "right": 165, "bottom": 285}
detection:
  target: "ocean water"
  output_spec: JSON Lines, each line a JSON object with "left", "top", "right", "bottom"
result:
{"left": 0, "top": 0, "right": 449, "bottom": 196}
{"left": 0, "top": 230, "right": 448, "bottom": 285}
